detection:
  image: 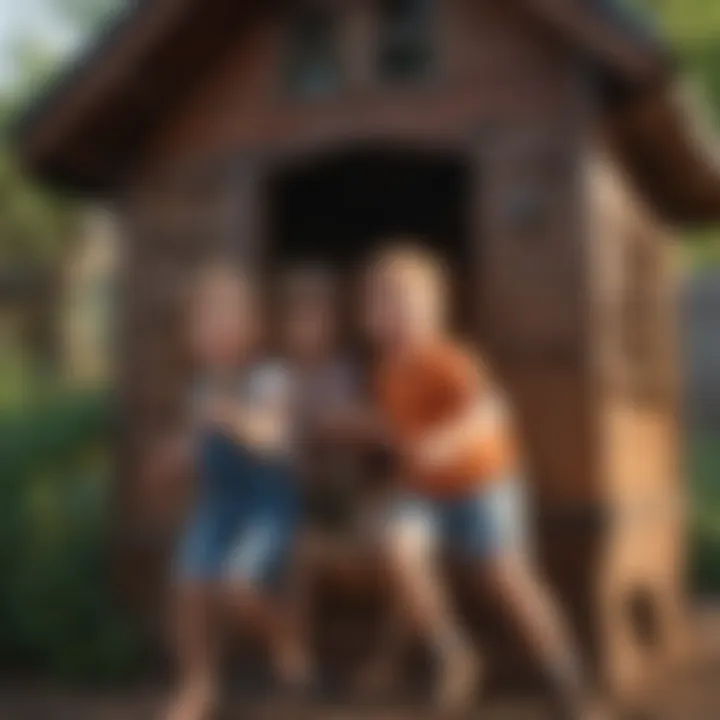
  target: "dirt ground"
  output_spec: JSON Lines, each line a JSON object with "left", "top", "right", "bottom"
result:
{"left": 0, "top": 680, "right": 717, "bottom": 720}
{"left": 3, "top": 610, "right": 719, "bottom": 720}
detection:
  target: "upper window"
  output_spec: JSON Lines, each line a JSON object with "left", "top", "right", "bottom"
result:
{"left": 284, "top": 5, "right": 342, "bottom": 99}
{"left": 378, "top": 0, "right": 436, "bottom": 84}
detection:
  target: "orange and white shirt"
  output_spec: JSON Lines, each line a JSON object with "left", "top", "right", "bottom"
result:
{"left": 375, "top": 340, "right": 517, "bottom": 498}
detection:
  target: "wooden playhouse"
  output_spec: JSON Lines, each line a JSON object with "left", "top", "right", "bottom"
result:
{"left": 14, "top": 0, "right": 720, "bottom": 702}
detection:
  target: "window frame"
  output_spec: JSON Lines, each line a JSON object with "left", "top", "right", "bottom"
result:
{"left": 374, "top": 0, "right": 441, "bottom": 89}
{"left": 281, "top": 1, "right": 346, "bottom": 102}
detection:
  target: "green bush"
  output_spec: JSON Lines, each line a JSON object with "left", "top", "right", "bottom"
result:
{"left": 0, "top": 389, "right": 149, "bottom": 683}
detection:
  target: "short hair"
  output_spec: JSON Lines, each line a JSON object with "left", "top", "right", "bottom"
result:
{"left": 189, "top": 260, "right": 253, "bottom": 312}
{"left": 366, "top": 237, "right": 450, "bottom": 294}
{"left": 278, "top": 263, "right": 337, "bottom": 307}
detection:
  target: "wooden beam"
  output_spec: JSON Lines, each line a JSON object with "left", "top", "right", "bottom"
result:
{"left": 17, "top": 0, "right": 196, "bottom": 165}
{"left": 605, "top": 82, "right": 720, "bottom": 223}
{"left": 518, "top": 0, "right": 669, "bottom": 85}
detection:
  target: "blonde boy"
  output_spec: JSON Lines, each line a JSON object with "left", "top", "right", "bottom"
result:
{"left": 362, "top": 242, "right": 602, "bottom": 719}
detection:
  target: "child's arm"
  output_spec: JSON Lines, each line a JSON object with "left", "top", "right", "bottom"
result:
{"left": 231, "top": 406, "right": 287, "bottom": 452}
{"left": 207, "top": 400, "right": 289, "bottom": 454}
{"left": 412, "top": 394, "right": 509, "bottom": 470}
{"left": 410, "top": 348, "right": 511, "bottom": 471}
{"left": 206, "top": 368, "right": 292, "bottom": 454}
{"left": 314, "top": 403, "right": 390, "bottom": 449}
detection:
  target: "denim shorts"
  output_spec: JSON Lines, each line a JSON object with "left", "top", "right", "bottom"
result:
{"left": 175, "top": 432, "right": 298, "bottom": 589}
{"left": 388, "top": 476, "right": 528, "bottom": 560}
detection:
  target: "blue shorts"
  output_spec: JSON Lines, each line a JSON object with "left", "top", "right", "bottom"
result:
{"left": 388, "top": 476, "right": 528, "bottom": 560}
{"left": 175, "top": 432, "right": 298, "bottom": 589}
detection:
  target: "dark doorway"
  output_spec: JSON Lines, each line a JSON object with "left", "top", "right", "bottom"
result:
{"left": 269, "top": 144, "right": 471, "bottom": 270}
{"left": 268, "top": 144, "right": 474, "bottom": 329}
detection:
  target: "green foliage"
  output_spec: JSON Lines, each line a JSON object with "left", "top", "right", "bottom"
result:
{"left": 0, "top": 48, "right": 81, "bottom": 282}
{"left": 0, "top": 0, "right": 128, "bottom": 281}
{"left": 0, "top": 388, "right": 111, "bottom": 474}
{"left": 653, "top": 0, "right": 720, "bottom": 266}
{"left": 0, "top": 135, "right": 79, "bottom": 269}
{"left": 684, "top": 229, "right": 720, "bottom": 271}
{"left": 0, "top": 389, "right": 149, "bottom": 682}
{"left": 688, "top": 433, "right": 720, "bottom": 596}
{"left": 0, "top": 7, "right": 132, "bottom": 681}
{"left": 57, "top": 0, "right": 126, "bottom": 34}
{"left": 655, "top": 0, "right": 720, "bottom": 49}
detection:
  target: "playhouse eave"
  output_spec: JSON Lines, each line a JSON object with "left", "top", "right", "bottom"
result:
{"left": 10, "top": 0, "right": 720, "bottom": 224}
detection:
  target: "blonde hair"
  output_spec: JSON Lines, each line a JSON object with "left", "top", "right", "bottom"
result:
{"left": 367, "top": 238, "right": 450, "bottom": 297}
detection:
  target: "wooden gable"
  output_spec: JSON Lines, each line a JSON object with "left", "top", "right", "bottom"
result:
{"left": 14, "top": 0, "right": 711, "bottom": 224}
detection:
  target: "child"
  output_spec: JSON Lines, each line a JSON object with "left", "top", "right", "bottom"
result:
{"left": 278, "top": 267, "right": 362, "bottom": 542}
{"left": 278, "top": 266, "right": 402, "bottom": 694}
{"left": 165, "top": 264, "right": 303, "bottom": 720}
{"left": 361, "top": 242, "right": 603, "bottom": 719}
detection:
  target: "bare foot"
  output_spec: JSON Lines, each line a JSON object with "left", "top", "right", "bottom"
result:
{"left": 354, "top": 656, "right": 402, "bottom": 699}
{"left": 557, "top": 694, "right": 612, "bottom": 720}
{"left": 434, "top": 644, "right": 481, "bottom": 714}
{"left": 273, "top": 641, "right": 315, "bottom": 693}
{"left": 164, "top": 679, "right": 216, "bottom": 720}
{"left": 578, "top": 698, "right": 612, "bottom": 720}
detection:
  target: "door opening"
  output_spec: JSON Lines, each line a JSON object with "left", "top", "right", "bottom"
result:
{"left": 267, "top": 144, "right": 474, "bottom": 328}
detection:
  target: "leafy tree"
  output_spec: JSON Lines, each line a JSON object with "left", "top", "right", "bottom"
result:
{"left": 56, "top": 0, "right": 126, "bottom": 35}
{"left": 0, "top": 47, "right": 81, "bottom": 367}
{"left": 0, "top": 108, "right": 78, "bottom": 270}
{"left": 0, "top": 0, "right": 127, "bottom": 269}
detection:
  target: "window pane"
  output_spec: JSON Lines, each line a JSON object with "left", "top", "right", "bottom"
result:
{"left": 285, "top": 6, "right": 341, "bottom": 98}
{"left": 378, "top": 0, "right": 435, "bottom": 83}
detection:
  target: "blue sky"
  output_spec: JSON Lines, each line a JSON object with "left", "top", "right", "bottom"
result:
{"left": 0, "top": 0, "right": 79, "bottom": 87}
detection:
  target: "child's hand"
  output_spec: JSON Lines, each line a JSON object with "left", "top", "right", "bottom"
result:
{"left": 316, "top": 406, "right": 383, "bottom": 445}
{"left": 411, "top": 432, "right": 455, "bottom": 471}
{"left": 207, "top": 401, "right": 287, "bottom": 454}
{"left": 410, "top": 397, "right": 509, "bottom": 472}
{"left": 203, "top": 398, "right": 269, "bottom": 448}
{"left": 203, "top": 396, "right": 238, "bottom": 432}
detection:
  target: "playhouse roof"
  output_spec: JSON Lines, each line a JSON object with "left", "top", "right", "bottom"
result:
{"left": 10, "top": 0, "right": 720, "bottom": 223}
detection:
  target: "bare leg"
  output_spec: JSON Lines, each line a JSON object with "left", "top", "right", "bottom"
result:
{"left": 291, "top": 530, "right": 332, "bottom": 656}
{"left": 222, "top": 580, "right": 311, "bottom": 688}
{"left": 479, "top": 554, "right": 605, "bottom": 720}
{"left": 281, "top": 530, "right": 325, "bottom": 687}
{"left": 165, "top": 582, "right": 218, "bottom": 720}
{"left": 384, "top": 513, "right": 479, "bottom": 711}
{"left": 354, "top": 572, "right": 412, "bottom": 699}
